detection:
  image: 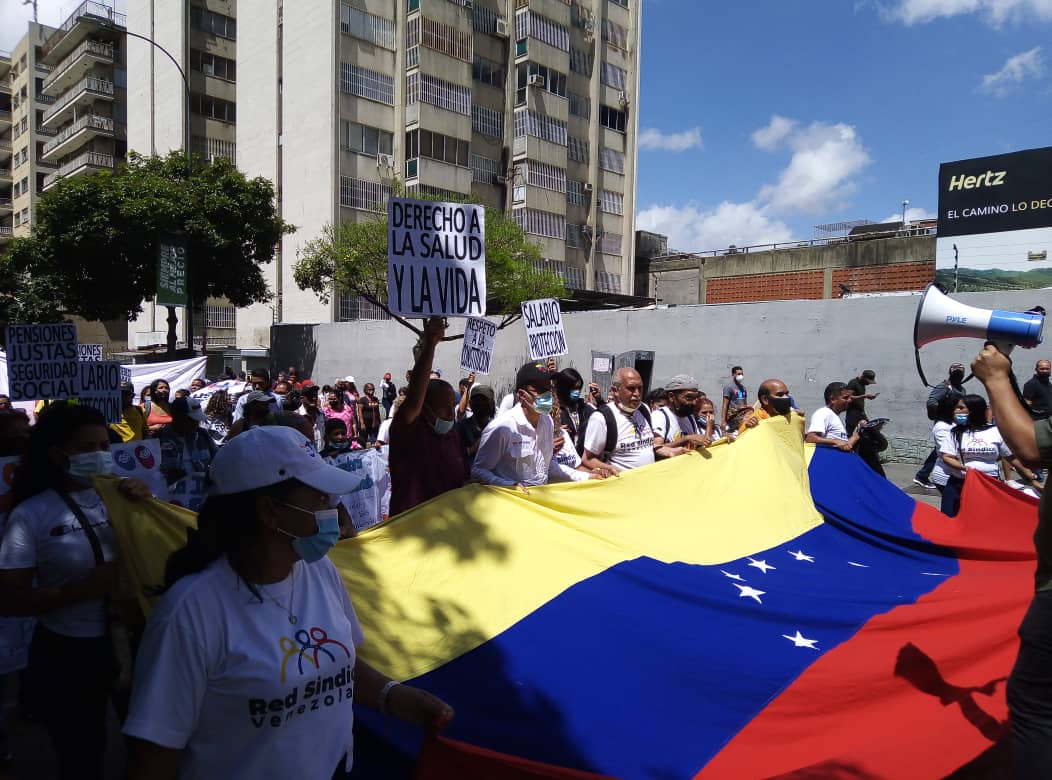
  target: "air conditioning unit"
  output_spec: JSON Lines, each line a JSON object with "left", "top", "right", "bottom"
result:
{"left": 463, "top": 0, "right": 474, "bottom": 8}
{"left": 580, "top": 225, "right": 593, "bottom": 237}
{"left": 376, "top": 153, "right": 394, "bottom": 169}
{"left": 528, "top": 74, "right": 546, "bottom": 87}
{"left": 618, "top": 91, "right": 629, "bottom": 106}
{"left": 495, "top": 18, "right": 509, "bottom": 37}
{"left": 583, "top": 182, "right": 593, "bottom": 193}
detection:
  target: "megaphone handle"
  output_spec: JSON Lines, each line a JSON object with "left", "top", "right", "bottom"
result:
{"left": 986, "top": 341, "right": 1028, "bottom": 409}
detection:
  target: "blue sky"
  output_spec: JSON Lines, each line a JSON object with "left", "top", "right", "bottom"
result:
{"left": 635, "top": 0, "right": 1052, "bottom": 252}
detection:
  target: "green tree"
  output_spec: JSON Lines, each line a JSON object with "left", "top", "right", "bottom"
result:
{"left": 0, "top": 151, "right": 293, "bottom": 325}
{"left": 293, "top": 189, "right": 566, "bottom": 339}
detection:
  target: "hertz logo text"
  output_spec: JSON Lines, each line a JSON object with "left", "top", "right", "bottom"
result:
{"left": 948, "top": 170, "right": 1006, "bottom": 191}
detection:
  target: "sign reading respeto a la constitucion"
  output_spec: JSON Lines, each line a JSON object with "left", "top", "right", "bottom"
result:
{"left": 387, "top": 197, "right": 486, "bottom": 318}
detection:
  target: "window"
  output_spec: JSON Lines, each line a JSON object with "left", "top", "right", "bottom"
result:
{"left": 471, "top": 153, "right": 501, "bottom": 184}
{"left": 471, "top": 104, "right": 504, "bottom": 138}
{"left": 11, "top": 182, "right": 18, "bottom": 198}
{"left": 598, "top": 189, "right": 623, "bottom": 215}
{"left": 608, "top": 0, "right": 629, "bottom": 7}
{"left": 473, "top": 4, "right": 498, "bottom": 34}
{"left": 515, "top": 9, "right": 570, "bottom": 51}
{"left": 405, "top": 129, "right": 470, "bottom": 167}
{"left": 601, "top": 19, "right": 628, "bottom": 49}
{"left": 407, "top": 0, "right": 419, "bottom": 10}
{"left": 596, "top": 270, "right": 622, "bottom": 293}
{"left": 569, "top": 92, "right": 590, "bottom": 118}
{"left": 342, "top": 121, "right": 393, "bottom": 157}
{"left": 530, "top": 257, "right": 566, "bottom": 282}
{"left": 600, "top": 62, "right": 627, "bottom": 90}
{"left": 191, "top": 135, "right": 237, "bottom": 163}
{"left": 341, "top": 4, "right": 395, "bottom": 49}
{"left": 407, "top": 16, "right": 472, "bottom": 62}
{"left": 514, "top": 108, "right": 567, "bottom": 145}
{"left": 341, "top": 63, "right": 394, "bottom": 105}
{"left": 205, "top": 305, "right": 236, "bottom": 329}
{"left": 515, "top": 62, "right": 567, "bottom": 104}
{"left": 565, "top": 264, "right": 587, "bottom": 289}
{"left": 597, "top": 231, "right": 622, "bottom": 255}
{"left": 566, "top": 223, "right": 587, "bottom": 248}
{"left": 567, "top": 179, "right": 587, "bottom": 206}
{"left": 338, "top": 292, "right": 391, "bottom": 322}
{"left": 405, "top": 73, "right": 471, "bottom": 116}
{"left": 192, "top": 93, "right": 236, "bottom": 122}
{"left": 190, "top": 49, "right": 236, "bottom": 81}
{"left": 512, "top": 207, "right": 565, "bottom": 239}
{"left": 570, "top": 48, "right": 592, "bottom": 76}
{"left": 525, "top": 160, "right": 566, "bottom": 192}
{"left": 472, "top": 55, "right": 504, "bottom": 88}
{"left": 190, "top": 7, "right": 236, "bottom": 39}
{"left": 20, "top": 176, "right": 29, "bottom": 195}
{"left": 599, "top": 146, "right": 625, "bottom": 174}
{"left": 571, "top": 3, "right": 591, "bottom": 29}
{"left": 568, "top": 135, "right": 589, "bottom": 163}
{"left": 340, "top": 176, "right": 392, "bottom": 210}
{"left": 599, "top": 104, "right": 627, "bottom": 132}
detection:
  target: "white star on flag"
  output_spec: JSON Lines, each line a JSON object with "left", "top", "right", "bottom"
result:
{"left": 721, "top": 570, "right": 745, "bottom": 582}
{"left": 788, "top": 550, "right": 815, "bottom": 562}
{"left": 734, "top": 583, "right": 765, "bottom": 603}
{"left": 747, "top": 557, "right": 776, "bottom": 573}
{"left": 847, "top": 561, "right": 869, "bottom": 568}
{"left": 782, "top": 631, "right": 819, "bottom": 649}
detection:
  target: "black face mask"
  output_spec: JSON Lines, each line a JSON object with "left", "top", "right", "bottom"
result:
{"left": 769, "top": 396, "right": 792, "bottom": 415}
{"left": 950, "top": 372, "right": 965, "bottom": 384}
{"left": 674, "top": 403, "right": 695, "bottom": 418}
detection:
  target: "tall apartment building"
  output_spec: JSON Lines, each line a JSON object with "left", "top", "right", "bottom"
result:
{"left": 232, "top": 0, "right": 641, "bottom": 351}
{"left": 126, "top": 0, "right": 239, "bottom": 353}
{"left": 0, "top": 49, "right": 12, "bottom": 248}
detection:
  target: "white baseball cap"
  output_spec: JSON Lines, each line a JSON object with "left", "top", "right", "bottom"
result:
{"left": 343, "top": 375, "right": 355, "bottom": 383}
{"left": 208, "top": 426, "right": 359, "bottom": 496}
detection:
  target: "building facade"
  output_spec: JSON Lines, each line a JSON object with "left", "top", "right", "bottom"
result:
{"left": 232, "top": 0, "right": 641, "bottom": 351}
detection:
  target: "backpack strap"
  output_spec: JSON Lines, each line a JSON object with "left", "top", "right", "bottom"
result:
{"left": 57, "top": 491, "right": 105, "bottom": 566}
{"left": 656, "top": 408, "right": 671, "bottom": 441}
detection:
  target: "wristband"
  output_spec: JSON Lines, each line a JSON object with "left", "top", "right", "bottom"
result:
{"left": 379, "top": 680, "right": 400, "bottom": 714}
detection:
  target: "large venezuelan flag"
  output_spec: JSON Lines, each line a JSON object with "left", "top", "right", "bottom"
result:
{"left": 101, "top": 416, "right": 1038, "bottom": 779}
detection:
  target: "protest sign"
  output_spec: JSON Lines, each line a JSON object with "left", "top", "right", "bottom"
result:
{"left": 459, "top": 317, "right": 497, "bottom": 375}
{"left": 5, "top": 324, "right": 78, "bottom": 402}
{"left": 387, "top": 197, "right": 486, "bottom": 318}
{"left": 78, "top": 360, "right": 123, "bottom": 423}
{"left": 156, "top": 234, "right": 188, "bottom": 307}
{"left": 521, "top": 298, "right": 568, "bottom": 361}
{"left": 121, "top": 366, "right": 132, "bottom": 385}
{"left": 111, "top": 440, "right": 168, "bottom": 501}
{"left": 326, "top": 449, "right": 391, "bottom": 532}
{"left": 79, "top": 344, "right": 103, "bottom": 362}
{"left": 191, "top": 379, "right": 248, "bottom": 403}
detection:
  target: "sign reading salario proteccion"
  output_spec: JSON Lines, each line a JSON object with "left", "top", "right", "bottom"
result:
{"left": 5, "top": 324, "right": 79, "bottom": 402}
{"left": 78, "top": 360, "right": 123, "bottom": 424}
{"left": 936, "top": 146, "right": 1052, "bottom": 292}
{"left": 521, "top": 298, "right": 568, "bottom": 361}
{"left": 387, "top": 197, "right": 486, "bottom": 317}
{"left": 459, "top": 317, "right": 497, "bottom": 375}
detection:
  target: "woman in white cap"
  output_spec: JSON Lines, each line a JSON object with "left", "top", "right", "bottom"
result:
{"left": 123, "top": 427, "right": 453, "bottom": 779}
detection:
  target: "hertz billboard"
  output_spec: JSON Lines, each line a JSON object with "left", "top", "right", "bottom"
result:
{"left": 936, "top": 146, "right": 1052, "bottom": 292}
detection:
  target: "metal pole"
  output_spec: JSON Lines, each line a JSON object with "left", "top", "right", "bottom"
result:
{"left": 953, "top": 243, "right": 959, "bottom": 294}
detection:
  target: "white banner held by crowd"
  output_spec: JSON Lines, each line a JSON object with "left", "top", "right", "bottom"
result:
{"left": 110, "top": 440, "right": 168, "bottom": 501}
{"left": 78, "top": 361, "right": 123, "bottom": 423}
{"left": 521, "top": 298, "right": 568, "bottom": 361}
{"left": 191, "top": 379, "right": 248, "bottom": 403}
{"left": 459, "top": 317, "right": 496, "bottom": 375}
{"left": 387, "top": 197, "right": 486, "bottom": 318}
{"left": 78, "top": 344, "right": 103, "bottom": 362}
{"left": 5, "top": 324, "right": 79, "bottom": 402}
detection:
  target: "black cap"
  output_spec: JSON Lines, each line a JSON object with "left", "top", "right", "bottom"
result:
{"left": 861, "top": 369, "right": 876, "bottom": 381}
{"left": 121, "top": 382, "right": 135, "bottom": 393}
{"left": 516, "top": 362, "right": 550, "bottom": 391}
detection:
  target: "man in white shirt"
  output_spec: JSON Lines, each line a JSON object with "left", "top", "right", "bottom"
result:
{"left": 581, "top": 368, "right": 656, "bottom": 475}
{"left": 471, "top": 363, "right": 591, "bottom": 489}
{"left": 806, "top": 381, "right": 862, "bottom": 452}
{"left": 651, "top": 374, "right": 713, "bottom": 458}
{"left": 232, "top": 368, "right": 278, "bottom": 422}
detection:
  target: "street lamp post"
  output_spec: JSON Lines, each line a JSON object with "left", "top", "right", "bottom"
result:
{"left": 86, "top": 16, "right": 195, "bottom": 356}
{"left": 901, "top": 199, "right": 910, "bottom": 227}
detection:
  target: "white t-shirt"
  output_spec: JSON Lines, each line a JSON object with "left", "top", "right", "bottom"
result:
{"left": 930, "top": 421, "right": 954, "bottom": 487}
{"left": 807, "top": 406, "right": 849, "bottom": 442}
{"left": 0, "top": 488, "right": 116, "bottom": 638}
{"left": 939, "top": 425, "right": 1012, "bottom": 479}
{"left": 124, "top": 556, "right": 365, "bottom": 779}
{"left": 498, "top": 393, "right": 516, "bottom": 415}
{"left": 376, "top": 418, "right": 393, "bottom": 445}
{"left": 652, "top": 409, "right": 703, "bottom": 444}
{"left": 0, "top": 492, "right": 33, "bottom": 674}
{"left": 582, "top": 406, "right": 656, "bottom": 471}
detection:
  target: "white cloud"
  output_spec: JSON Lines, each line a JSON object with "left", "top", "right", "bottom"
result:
{"left": 879, "top": 206, "right": 937, "bottom": 223}
{"left": 757, "top": 121, "right": 872, "bottom": 215}
{"left": 0, "top": 1, "right": 76, "bottom": 52}
{"left": 751, "top": 115, "right": 797, "bottom": 151}
{"left": 636, "top": 202, "right": 793, "bottom": 252}
{"left": 980, "top": 47, "right": 1044, "bottom": 96}
{"left": 887, "top": 0, "right": 1052, "bottom": 25}
{"left": 638, "top": 127, "right": 703, "bottom": 152}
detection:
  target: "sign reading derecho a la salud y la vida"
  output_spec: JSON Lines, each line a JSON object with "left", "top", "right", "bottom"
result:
{"left": 387, "top": 197, "right": 486, "bottom": 318}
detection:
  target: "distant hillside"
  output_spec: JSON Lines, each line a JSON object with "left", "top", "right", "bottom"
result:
{"left": 934, "top": 266, "right": 1052, "bottom": 292}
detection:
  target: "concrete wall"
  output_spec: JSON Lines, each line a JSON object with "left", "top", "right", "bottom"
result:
{"left": 272, "top": 288, "right": 1052, "bottom": 462}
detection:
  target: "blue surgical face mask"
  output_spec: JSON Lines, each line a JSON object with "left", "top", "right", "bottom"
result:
{"left": 697, "top": 415, "right": 708, "bottom": 426}
{"left": 533, "top": 392, "right": 554, "bottom": 415}
{"left": 330, "top": 440, "right": 350, "bottom": 451}
{"left": 275, "top": 505, "right": 341, "bottom": 563}
{"left": 954, "top": 414, "right": 969, "bottom": 426}
{"left": 433, "top": 417, "right": 455, "bottom": 435}
{"left": 68, "top": 451, "right": 114, "bottom": 482}
{"left": 569, "top": 389, "right": 582, "bottom": 401}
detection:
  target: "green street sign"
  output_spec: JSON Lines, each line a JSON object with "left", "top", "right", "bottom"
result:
{"left": 156, "top": 235, "right": 188, "bottom": 307}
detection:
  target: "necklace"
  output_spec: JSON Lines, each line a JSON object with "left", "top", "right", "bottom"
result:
{"left": 258, "top": 567, "right": 298, "bottom": 625}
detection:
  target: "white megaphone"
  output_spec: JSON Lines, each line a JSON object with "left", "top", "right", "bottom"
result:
{"left": 913, "top": 283, "right": 1044, "bottom": 385}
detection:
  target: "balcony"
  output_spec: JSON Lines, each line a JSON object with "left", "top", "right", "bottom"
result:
{"left": 36, "top": 93, "right": 56, "bottom": 107}
{"left": 0, "top": 226, "right": 12, "bottom": 244}
{"left": 42, "top": 150, "right": 113, "bottom": 190}
{"left": 0, "top": 138, "right": 11, "bottom": 158}
{"left": 0, "top": 167, "right": 9, "bottom": 182}
{"left": 42, "top": 40, "right": 114, "bottom": 96}
{"left": 41, "top": 114, "right": 115, "bottom": 161}
{"left": 36, "top": 125, "right": 58, "bottom": 137}
{"left": 41, "top": 2, "right": 125, "bottom": 65}
{"left": 36, "top": 157, "right": 58, "bottom": 170}
{"left": 0, "top": 197, "right": 11, "bottom": 214}
{"left": 0, "top": 110, "right": 9, "bottom": 130}
{"left": 0, "top": 78, "right": 10, "bottom": 94}
{"left": 41, "top": 77, "right": 114, "bottom": 128}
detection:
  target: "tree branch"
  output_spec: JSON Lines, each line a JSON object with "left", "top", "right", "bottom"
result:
{"left": 360, "top": 291, "right": 423, "bottom": 336}
{"left": 497, "top": 312, "right": 522, "bottom": 330}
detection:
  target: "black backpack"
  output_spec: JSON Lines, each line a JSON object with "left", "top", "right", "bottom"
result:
{"left": 597, "top": 403, "right": 652, "bottom": 462}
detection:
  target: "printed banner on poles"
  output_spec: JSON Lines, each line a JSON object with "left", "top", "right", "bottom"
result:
{"left": 5, "top": 324, "right": 79, "bottom": 402}
{"left": 521, "top": 298, "right": 568, "bottom": 361}
{"left": 387, "top": 197, "right": 486, "bottom": 318}
{"left": 460, "top": 317, "right": 496, "bottom": 375}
